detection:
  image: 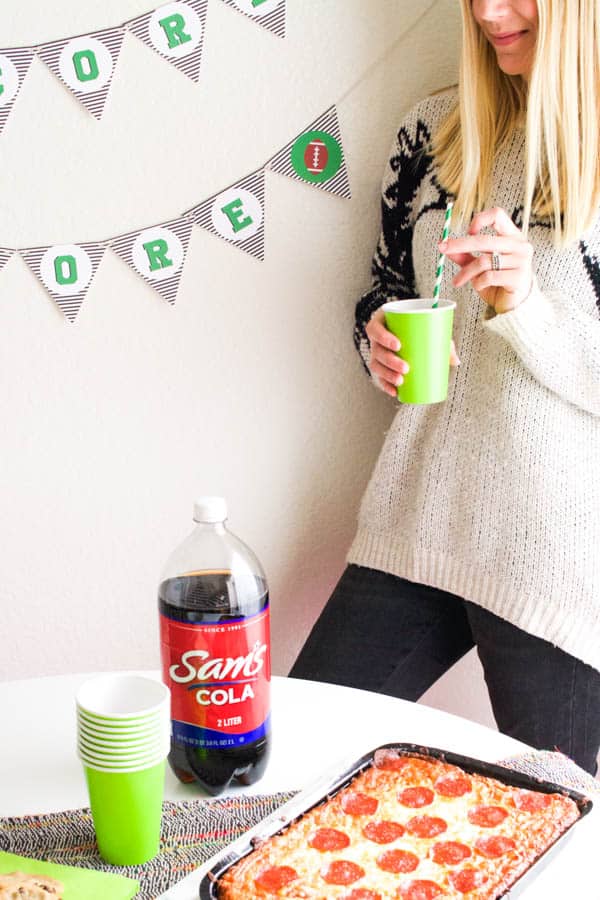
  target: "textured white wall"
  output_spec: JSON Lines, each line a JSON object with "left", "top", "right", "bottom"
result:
{"left": 0, "top": 1, "right": 498, "bottom": 734}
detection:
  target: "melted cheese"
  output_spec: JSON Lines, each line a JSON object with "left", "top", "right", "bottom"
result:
{"left": 217, "top": 755, "right": 580, "bottom": 899}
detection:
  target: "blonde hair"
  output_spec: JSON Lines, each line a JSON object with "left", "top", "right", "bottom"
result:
{"left": 433, "top": 0, "right": 600, "bottom": 247}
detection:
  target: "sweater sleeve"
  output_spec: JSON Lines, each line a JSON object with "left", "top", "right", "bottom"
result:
{"left": 354, "top": 130, "right": 425, "bottom": 374}
{"left": 484, "top": 279, "right": 600, "bottom": 416}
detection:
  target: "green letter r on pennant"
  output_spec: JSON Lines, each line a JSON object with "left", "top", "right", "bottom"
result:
{"left": 143, "top": 240, "right": 173, "bottom": 272}
{"left": 159, "top": 14, "right": 192, "bottom": 49}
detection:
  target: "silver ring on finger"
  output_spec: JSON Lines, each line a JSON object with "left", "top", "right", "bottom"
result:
{"left": 491, "top": 251, "right": 502, "bottom": 271}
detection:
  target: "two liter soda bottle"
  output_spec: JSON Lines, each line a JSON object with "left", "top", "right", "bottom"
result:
{"left": 158, "top": 497, "right": 271, "bottom": 794}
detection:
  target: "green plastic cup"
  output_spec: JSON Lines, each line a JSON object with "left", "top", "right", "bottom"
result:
{"left": 382, "top": 299, "right": 456, "bottom": 404}
{"left": 84, "top": 759, "right": 166, "bottom": 865}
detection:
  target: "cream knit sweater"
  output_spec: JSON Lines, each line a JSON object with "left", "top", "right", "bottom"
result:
{"left": 349, "top": 90, "right": 600, "bottom": 672}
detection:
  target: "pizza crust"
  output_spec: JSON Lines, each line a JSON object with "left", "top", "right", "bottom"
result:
{"left": 0, "top": 872, "right": 64, "bottom": 900}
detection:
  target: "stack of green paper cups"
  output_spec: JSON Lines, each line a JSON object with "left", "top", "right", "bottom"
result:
{"left": 76, "top": 674, "right": 170, "bottom": 865}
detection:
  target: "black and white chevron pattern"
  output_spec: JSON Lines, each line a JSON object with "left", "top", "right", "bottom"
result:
{"left": 183, "top": 168, "right": 265, "bottom": 260}
{"left": 110, "top": 216, "right": 194, "bottom": 305}
{"left": 0, "top": 247, "right": 14, "bottom": 273}
{"left": 221, "top": 0, "right": 286, "bottom": 38}
{"left": 126, "top": 0, "right": 208, "bottom": 83}
{"left": 268, "top": 105, "right": 351, "bottom": 199}
{"left": 36, "top": 27, "right": 124, "bottom": 121}
{"left": 20, "top": 242, "right": 106, "bottom": 323}
{"left": 0, "top": 48, "right": 34, "bottom": 134}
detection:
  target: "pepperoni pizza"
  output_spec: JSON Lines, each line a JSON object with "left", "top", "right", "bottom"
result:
{"left": 215, "top": 750, "right": 580, "bottom": 899}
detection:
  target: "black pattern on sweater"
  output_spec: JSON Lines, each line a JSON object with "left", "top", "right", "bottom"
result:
{"left": 353, "top": 119, "right": 444, "bottom": 367}
{"left": 580, "top": 240, "right": 600, "bottom": 315}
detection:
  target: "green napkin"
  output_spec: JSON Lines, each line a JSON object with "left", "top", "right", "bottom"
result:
{"left": 0, "top": 851, "right": 139, "bottom": 899}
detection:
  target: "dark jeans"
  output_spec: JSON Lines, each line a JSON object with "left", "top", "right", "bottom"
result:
{"left": 289, "top": 564, "right": 600, "bottom": 775}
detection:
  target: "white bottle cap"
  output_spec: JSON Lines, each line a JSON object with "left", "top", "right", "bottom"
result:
{"left": 193, "top": 496, "right": 228, "bottom": 523}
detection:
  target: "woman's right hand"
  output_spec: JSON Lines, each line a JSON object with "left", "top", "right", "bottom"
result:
{"left": 365, "top": 309, "right": 460, "bottom": 398}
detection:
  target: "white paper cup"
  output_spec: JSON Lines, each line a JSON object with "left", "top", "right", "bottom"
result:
{"left": 78, "top": 742, "right": 169, "bottom": 768}
{"left": 76, "top": 675, "right": 170, "bottom": 721}
{"left": 77, "top": 724, "right": 168, "bottom": 747}
{"left": 78, "top": 733, "right": 168, "bottom": 758}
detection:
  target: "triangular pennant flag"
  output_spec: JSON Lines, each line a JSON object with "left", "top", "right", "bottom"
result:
{"left": 126, "top": 0, "right": 208, "bottom": 82}
{"left": 36, "top": 27, "right": 124, "bottom": 120}
{"left": 183, "top": 168, "right": 265, "bottom": 260}
{"left": 220, "top": 0, "right": 286, "bottom": 38}
{"left": 268, "top": 105, "right": 351, "bottom": 199}
{"left": 0, "top": 248, "right": 14, "bottom": 272}
{"left": 20, "top": 242, "right": 106, "bottom": 322}
{"left": 0, "top": 48, "right": 34, "bottom": 134}
{"left": 109, "top": 216, "right": 194, "bottom": 304}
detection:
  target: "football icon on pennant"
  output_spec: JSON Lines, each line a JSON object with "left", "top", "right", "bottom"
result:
{"left": 291, "top": 130, "right": 342, "bottom": 184}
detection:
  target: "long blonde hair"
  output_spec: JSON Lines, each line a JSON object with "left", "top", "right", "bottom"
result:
{"left": 433, "top": 0, "right": 600, "bottom": 246}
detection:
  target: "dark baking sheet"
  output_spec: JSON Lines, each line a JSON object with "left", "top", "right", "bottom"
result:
{"left": 199, "top": 742, "right": 593, "bottom": 899}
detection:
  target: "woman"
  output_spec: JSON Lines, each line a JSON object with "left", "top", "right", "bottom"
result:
{"left": 290, "top": 0, "right": 600, "bottom": 775}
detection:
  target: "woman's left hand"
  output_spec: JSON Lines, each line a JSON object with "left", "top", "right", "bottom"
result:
{"left": 439, "top": 207, "right": 534, "bottom": 314}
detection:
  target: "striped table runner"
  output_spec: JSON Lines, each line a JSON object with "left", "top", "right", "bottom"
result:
{"left": 0, "top": 793, "right": 295, "bottom": 900}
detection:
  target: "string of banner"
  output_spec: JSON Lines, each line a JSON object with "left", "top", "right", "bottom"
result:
{"left": 1, "top": 0, "right": 285, "bottom": 132}
{"left": 0, "top": 0, "right": 353, "bottom": 323}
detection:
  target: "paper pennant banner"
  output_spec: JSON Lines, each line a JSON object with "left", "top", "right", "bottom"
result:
{"left": 183, "top": 168, "right": 265, "bottom": 260}
{"left": 109, "top": 216, "right": 194, "bottom": 304}
{"left": 36, "top": 27, "right": 125, "bottom": 120}
{"left": 20, "top": 242, "right": 106, "bottom": 322}
{"left": 126, "top": 0, "right": 208, "bottom": 82}
{"left": 268, "top": 105, "right": 351, "bottom": 199}
{"left": 0, "top": 248, "right": 14, "bottom": 273}
{"left": 220, "top": 0, "right": 286, "bottom": 38}
{"left": 0, "top": 48, "right": 34, "bottom": 134}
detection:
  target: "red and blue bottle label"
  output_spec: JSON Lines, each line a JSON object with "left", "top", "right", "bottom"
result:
{"left": 160, "top": 607, "right": 271, "bottom": 749}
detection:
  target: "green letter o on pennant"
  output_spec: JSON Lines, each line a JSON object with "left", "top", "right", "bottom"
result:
{"left": 290, "top": 130, "right": 343, "bottom": 184}
{"left": 54, "top": 255, "right": 78, "bottom": 286}
{"left": 72, "top": 49, "right": 100, "bottom": 83}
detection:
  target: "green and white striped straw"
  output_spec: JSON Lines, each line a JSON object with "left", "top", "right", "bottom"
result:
{"left": 432, "top": 201, "right": 454, "bottom": 308}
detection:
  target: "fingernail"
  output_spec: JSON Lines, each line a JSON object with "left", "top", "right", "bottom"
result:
{"left": 395, "top": 375, "right": 404, "bottom": 386}
{"left": 438, "top": 241, "right": 448, "bottom": 250}
{"left": 402, "top": 362, "right": 410, "bottom": 374}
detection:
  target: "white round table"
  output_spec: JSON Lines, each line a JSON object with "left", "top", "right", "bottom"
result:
{"left": 0, "top": 672, "right": 596, "bottom": 898}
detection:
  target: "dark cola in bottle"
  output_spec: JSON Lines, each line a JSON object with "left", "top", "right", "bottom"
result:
{"left": 158, "top": 497, "right": 271, "bottom": 794}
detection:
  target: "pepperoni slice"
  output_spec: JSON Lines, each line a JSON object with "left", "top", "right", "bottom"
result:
{"left": 399, "top": 879, "right": 445, "bottom": 900}
{"left": 467, "top": 805, "right": 508, "bottom": 828}
{"left": 321, "top": 860, "right": 366, "bottom": 886}
{"left": 362, "top": 820, "right": 405, "bottom": 844}
{"left": 475, "top": 835, "right": 516, "bottom": 858}
{"left": 376, "top": 849, "right": 420, "bottom": 874}
{"left": 254, "top": 865, "right": 298, "bottom": 891}
{"left": 398, "top": 787, "right": 435, "bottom": 808}
{"left": 309, "top": 827, "right": 350, "bottom": 851}
{"left": 433, "top": 774, "right": 472, "bottom": 797}
{"left": 341, "top": 791, "right": 379, "bottom": 816}
{"left": 431, "top": 841, "right": 471, "bottom": 866}
{"left": 341, "top": 891, "right": 382, "bottom": 900}
{"left": 449, "top": 868, "right": 486, "bottom": 894}
{"left": 512, "top": 789, "right": 552, "bottom": 812}
{"left": 405, "top": 815, "right": 448, "bottom": 838}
